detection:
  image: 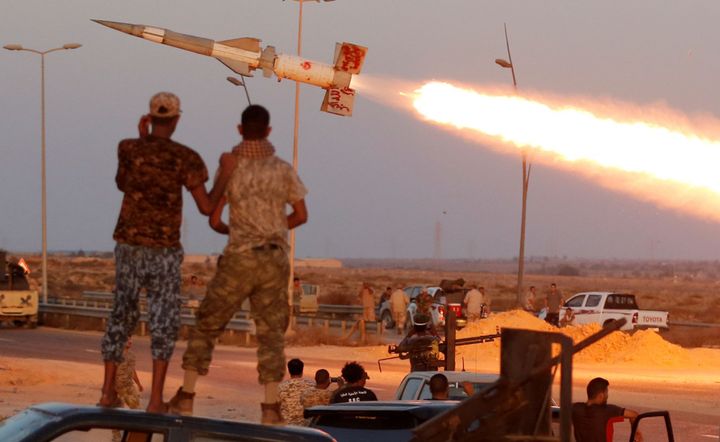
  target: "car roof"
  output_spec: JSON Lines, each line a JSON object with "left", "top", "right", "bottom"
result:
{"left": 571, "top": 292, "right": 633, "bottom": 296}
{"left": 1, "top": 403, "right": 334, "bottom": 442}
{"left": 400, "top": 371, "right": 499, "bottom": 383}
{"left": 305, "top": 400, "right": 456, "bottom": 419}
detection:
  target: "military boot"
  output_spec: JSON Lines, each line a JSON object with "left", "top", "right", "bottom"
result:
{"left": 166, "top": 387, "right": 195, "bottom": 415}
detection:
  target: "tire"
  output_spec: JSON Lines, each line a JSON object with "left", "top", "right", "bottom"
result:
{"left": 381, "top": 311, "right": 395, "bottom": 330}
{"left": 13, "top": 320, "right": 25, "bottom": 328}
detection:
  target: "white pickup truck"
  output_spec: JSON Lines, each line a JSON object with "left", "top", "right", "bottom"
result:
{"left": 561, "top": 292, "right": 668, "bottom": 331}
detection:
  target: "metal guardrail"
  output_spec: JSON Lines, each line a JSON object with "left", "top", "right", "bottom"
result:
{"left": 667, "top": 320, "right": 720, "bottom": 329}
{"left": 64, "top": 292, "right": 720, "bottom": 333}
{"left": 42, "top": 298, "right": 255, "bottom": 332}
{"left": 81, "top": 291, "right": 364, "bottom": 318}
{"left": 42, "top": 297, "right": 372, "bottom": 334}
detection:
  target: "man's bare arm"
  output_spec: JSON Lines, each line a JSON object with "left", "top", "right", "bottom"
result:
{"left": 287, "top": 199, "right": 308, "bottom": 229}
{"left": 209, "top": 196, "right": 229, "bottom": 235}
{"left": 209, "top": 152, "right": 237, "bottom": 205}
{"left": 190, "top": 153, "right": 237, "bottom": 216}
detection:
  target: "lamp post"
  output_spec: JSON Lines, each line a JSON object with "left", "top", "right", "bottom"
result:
{"left": 4, "top": 42, "right": 82, "bottom": 304}
{"left": 226, "top": 76, "right": 252, "bottom": 106}
{"left": 494, "top": 24, "right": 531, "bottom": 308}
{"left": 283, "top": 0, "right": 334, "bottom": 324}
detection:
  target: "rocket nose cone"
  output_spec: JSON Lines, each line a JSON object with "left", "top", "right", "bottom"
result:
{"left": 91, "top": 19, "right": 139, "bottom": 36}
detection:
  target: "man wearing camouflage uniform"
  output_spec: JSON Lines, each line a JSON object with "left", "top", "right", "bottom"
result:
{"left": 278, "top": 358, "right": 314, "bottom": 425}
{"left": 301, "top": 369, "right": 343, "bottom": 416}
{"left": 99, "top": 92, "right": 231, "bottom": 413}
{"left": 167, "top": 105, "right": 308, "bottom": 425}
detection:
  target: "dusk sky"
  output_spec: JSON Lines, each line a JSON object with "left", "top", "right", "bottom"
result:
{"left": 3, "top": 1, "right": 720, "bottom": 260}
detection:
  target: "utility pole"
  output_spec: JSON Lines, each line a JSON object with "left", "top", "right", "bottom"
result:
{"left": 495, "top": 24, "right": 531, "bottom": 308}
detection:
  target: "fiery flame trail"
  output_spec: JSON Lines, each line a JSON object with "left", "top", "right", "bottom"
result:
{"left": 362, "top": 79, "right": 720, "bottom": 222}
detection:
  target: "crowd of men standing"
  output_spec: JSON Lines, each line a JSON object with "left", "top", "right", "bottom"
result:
{"left": 356, "top": 281, "right": 566, "bottom": 330}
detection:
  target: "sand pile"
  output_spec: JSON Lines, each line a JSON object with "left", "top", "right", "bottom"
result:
{"left": 457, "top": 310, "right": 713, "bottom": 368}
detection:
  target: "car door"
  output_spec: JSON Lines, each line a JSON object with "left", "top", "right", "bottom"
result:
{"left": 563, "top": 294, "right": 586, "bottom": 324}
{"left": 581, "top": 294, "right": 603, "bottom": 325}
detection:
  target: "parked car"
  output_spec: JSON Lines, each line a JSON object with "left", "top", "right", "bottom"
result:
{"left": 0, "top": 255, "right": 38, "bottom": 328}
{"left": 297, "top": 283, "right": 320, "bottom": 315}
{"left": 561, "top": 292, "right": 669, "bottom": 331}
{"left": 0, "top": 403, "right": 335, "bottom": 442}
{"left": 305, "top": 400, "right": 457, "bottom": 442}
{"left": 394, "top": 370, "right": 499, "bottom": 400}
{"left": 394, "top": 371, "right": 560, "bottom": 424}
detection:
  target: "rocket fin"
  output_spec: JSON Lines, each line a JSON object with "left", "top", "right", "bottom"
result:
{"left": 333, "top": 42, "right": 367, "bottom": 74}
{"left": 218, "top": 37, "right": 261, "bottom": 52}
{"left": 216, "top": 57, "right": 254, "bottom": 77}
{"left": 321, "top": 87, "right": 355, "bottom": 117}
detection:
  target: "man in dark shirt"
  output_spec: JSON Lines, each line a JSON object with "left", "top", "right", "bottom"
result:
{"left": 572, "top": 377, "right": 641, "bottom": 442}
{"left": 98, "top": 92, "right": 232, "bottom": 413}
{"left": 429, "top": 373, "right": 450, "bottom": 400}
{"left": 330, "top": 361, "right": 377, "bottom": 403}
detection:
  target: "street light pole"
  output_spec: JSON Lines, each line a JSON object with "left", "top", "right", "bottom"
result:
{"left": 284, "top": 0, "right": 333, "bottom": 325}
{"left": 4, "top": 43, "right": 82, "bottom": 304}
{"left": 226, "top": 76, "right": 252, "bottom": 106}
{"left": 494, "top": 24, "right": 531, "bottom": 308}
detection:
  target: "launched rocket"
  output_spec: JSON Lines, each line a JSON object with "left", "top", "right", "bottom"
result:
{"left": 93, "top": 19, "right": 367, "bottom": 116}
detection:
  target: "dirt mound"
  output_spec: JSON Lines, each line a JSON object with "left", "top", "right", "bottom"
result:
{"left": 457, "top": 310, "right": 713, "bottom": 368}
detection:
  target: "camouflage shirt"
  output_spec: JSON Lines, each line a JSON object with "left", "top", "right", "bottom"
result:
{"left": 278, "top": 378, "right": 315, "bottom": 425}
{"left": 224, "top": 139, "right": 307, "bottom": 255}
{"left": 113, "top": 136, "right": 208, "bottom": 248}
{"left": 301, "top": 387, "right": 333, "bottom": 410}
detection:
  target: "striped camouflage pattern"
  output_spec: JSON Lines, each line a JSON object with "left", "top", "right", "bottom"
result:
{"left": 101, "top": 243, "right": 183, "bottom": 362}
{"left": 182, "top": 249, "right": 290, "bottom": 383}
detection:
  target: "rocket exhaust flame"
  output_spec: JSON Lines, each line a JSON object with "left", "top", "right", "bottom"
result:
{"left": 359, "top": 78, "right": 720, "bottom": 222}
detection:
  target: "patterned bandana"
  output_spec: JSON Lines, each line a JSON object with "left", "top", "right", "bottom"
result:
{"left": 234, "top": 139, "right": 276, "bottom": 158}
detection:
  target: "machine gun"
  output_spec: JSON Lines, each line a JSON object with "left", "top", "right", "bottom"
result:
{"left": 377, "top": 320, "right": 501, "bottom": 372}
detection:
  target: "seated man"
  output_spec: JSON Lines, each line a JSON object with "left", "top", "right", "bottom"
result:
{"left": 301, "top": 369, "right": 344, "bottom": 424}
{"left": 428, "top": 373, "right": 449, "bottom": 400}
{"left": 330, "top": 362, "right": 377, "bottom": 403}
{"left": 572, "top": 377, "right": 641, "bottom": 442}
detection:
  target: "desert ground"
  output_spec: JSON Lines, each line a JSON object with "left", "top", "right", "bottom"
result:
{"left": 16, "top": 253, "right": 720, "bottom": 346}
{"left": 1, "top": 254, "right": 719, "bottom": 440}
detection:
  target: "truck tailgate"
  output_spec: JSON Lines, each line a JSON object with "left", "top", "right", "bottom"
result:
{"left": 636, "top": 310, "right": 668, "bottom": 329}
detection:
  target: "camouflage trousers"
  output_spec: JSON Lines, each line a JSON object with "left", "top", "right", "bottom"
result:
{"left": 182, "top": 247, "right": 290, "bottom": 384}
{"left": 101, "top": 243, "right": 183, "bottom": 362}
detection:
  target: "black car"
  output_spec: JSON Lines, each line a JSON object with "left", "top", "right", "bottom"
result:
{"left": 305, "top": 400, "right": 458, "bottom": 442}
{"left": 0, "top": 402, "right": 335, "bottom": 442}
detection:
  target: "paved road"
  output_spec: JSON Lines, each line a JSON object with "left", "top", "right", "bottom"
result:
{"left": 1, "top": 326, "right": 718, "bottom": 441}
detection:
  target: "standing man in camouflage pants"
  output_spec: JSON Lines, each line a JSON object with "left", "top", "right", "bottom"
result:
{"left": 99, "top": 92, "right": 232, "bottom": 413}
{"left": 167, "top": 104, "right": 308, "bottom": 424}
